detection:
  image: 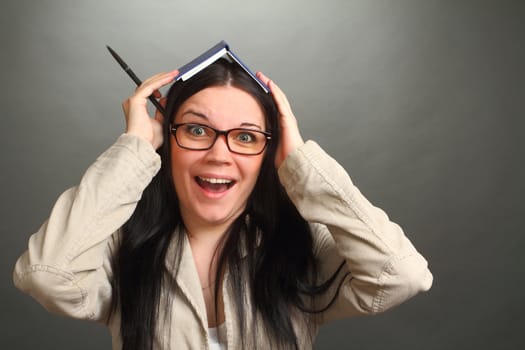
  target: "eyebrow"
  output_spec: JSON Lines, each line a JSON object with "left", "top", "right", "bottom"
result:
{"left": 181, "top": 110, "right": 209, "bottom": 121}
{"left": 180, "top": 109, "right": 263, "bottom": 130}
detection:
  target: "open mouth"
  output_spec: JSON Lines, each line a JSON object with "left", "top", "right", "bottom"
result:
{"left": 195, "top": 176, "right": 236, "bottom": 193}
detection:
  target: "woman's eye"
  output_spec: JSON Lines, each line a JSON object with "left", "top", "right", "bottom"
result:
{"left": 236, "top": 132, "right": 255, "bottom": 143}
{"left": 188, "top": 125, "right": 207, "bottom": 136}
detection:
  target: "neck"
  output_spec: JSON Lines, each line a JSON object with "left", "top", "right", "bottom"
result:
{"left": 183, "top": 216, "right": 229, "bottom": 302}
{"left": 181, "top": 213, "right": 233, "bottom": 248}
{"left": 185, "top": 222, "right": 228, "bottom": 244}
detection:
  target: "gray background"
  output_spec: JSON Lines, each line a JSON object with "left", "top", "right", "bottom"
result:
{"left": 1, "top": 0, "right": 524, "bottom": 349}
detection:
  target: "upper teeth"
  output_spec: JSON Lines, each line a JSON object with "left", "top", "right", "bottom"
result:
{"left": 199, "top": 176, "right": 232, "bottom": 184}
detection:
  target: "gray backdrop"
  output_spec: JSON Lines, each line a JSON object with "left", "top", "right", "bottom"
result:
{"left": 1, "top": 0, "right": 524, "bottom": 349}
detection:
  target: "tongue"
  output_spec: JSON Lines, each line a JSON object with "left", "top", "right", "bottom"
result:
{"left": 197, "top": 178, "right": 230, "bottom": 193}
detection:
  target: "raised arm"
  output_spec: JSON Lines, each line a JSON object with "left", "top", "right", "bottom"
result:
{"left": 257, "top": 72, "right": 433, "bottom": 322}
{"left": 13, "top": 70, "right": 177, "bottom": 321}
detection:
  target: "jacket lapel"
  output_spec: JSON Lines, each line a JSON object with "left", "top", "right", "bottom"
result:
{"left": 165, "top": 232, "right": 209, "bottom": 333}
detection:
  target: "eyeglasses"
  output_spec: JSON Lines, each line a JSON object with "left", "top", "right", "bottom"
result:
{"left": 170, "top": 123, "right": 272, "bottom": 155}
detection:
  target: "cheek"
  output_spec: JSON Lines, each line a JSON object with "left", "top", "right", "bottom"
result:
{"left": 170, "top": 146, "right": 192, "bottom": 195}
{"left": 241, "top": 157, "right": 265, "bottom": 187}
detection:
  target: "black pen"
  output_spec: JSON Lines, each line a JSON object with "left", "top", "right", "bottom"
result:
{"left": 106, "top": 45, "right": 165, "bottom": 115}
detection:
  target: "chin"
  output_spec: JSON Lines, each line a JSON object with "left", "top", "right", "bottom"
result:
{"left": 195, "top": 204, "right": 245, "bottom": 227}
{"left": 201, "top": 212, "right": 239, "bottom": 226}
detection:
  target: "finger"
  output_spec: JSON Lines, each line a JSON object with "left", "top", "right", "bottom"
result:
{"left": 154, "top": 97, "right": 168, "bottom": 123}
{"left": 134, "top": 70, "right": 178, "bottom": 100}
{"left": 257, "top": 72, "right": 293, "bottom": 115}
{"left": 269, "top": 80, "right": 292, "bottom": 113}
{"left": 121, "top": 99, "right": 129, "bottom": 116}
{"left": 141, "top": 69, "right": 178, "bottom": 85}
{"left": 256, "top": 71, "right": 271, "bottom": 86}
{"left": 138, "top": 70, "right": 177, "bottom": 95}
{"left": 269, "top": 80, "right": 292, "bottom": 111}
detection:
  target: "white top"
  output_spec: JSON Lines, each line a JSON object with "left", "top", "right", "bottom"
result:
{"left": 208, "top": 323, "right": 227, "bottom": 350}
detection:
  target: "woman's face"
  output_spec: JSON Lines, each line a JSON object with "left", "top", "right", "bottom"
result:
{"left": 170, "top": 85, "right": 267, "bottom": 231}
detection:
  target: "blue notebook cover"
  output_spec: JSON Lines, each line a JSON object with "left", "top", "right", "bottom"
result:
{"left": 175, "top": 40, "right": 269, "bottom": 93}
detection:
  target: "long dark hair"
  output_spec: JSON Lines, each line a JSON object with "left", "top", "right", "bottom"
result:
{"left": 110, "top": 59, "right": 345, "bottom": 349}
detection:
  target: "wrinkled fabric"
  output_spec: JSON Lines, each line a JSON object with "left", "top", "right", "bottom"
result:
{"left": 14, "top": 134, "right": 432, "bottom": 349}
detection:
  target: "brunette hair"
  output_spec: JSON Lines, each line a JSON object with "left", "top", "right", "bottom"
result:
{"left": 110, "top": 59, "right": 345, "bottom": 349}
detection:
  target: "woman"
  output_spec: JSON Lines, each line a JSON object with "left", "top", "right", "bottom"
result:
{"left": 14, "top": 59, "right": 433, "bottom": 349}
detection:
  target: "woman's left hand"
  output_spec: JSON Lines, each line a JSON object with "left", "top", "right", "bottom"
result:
{"left": 256, "top": 72, "right": 304, "bottom": 168}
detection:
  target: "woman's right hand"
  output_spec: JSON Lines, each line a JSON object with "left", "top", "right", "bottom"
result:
{"left": 121, "top": 70, "right": 178, "bottom": 149}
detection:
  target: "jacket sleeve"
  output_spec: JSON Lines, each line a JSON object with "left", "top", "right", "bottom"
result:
{"left": 13, "top": 134, "right": 161, "bottom": 322}
{"left": 277, "top": 141, "right": 433, "bottom": 323}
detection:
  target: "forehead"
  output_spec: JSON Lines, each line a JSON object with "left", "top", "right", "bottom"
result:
{"left": 174, "top": 86, "right": 266, "bottom": 128}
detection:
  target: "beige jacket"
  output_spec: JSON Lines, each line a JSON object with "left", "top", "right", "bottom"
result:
{"left": 14, "top": 134, "right": 432, "bottom": 349}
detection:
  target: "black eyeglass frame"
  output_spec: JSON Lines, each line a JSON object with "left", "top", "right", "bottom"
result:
{"left": 170, "top": 123, "right": 272, "bottom": 156}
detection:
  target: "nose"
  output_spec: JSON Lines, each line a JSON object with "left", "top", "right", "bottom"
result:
{"left": 204, "top": 134, "right": 232, "bottom": 163}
